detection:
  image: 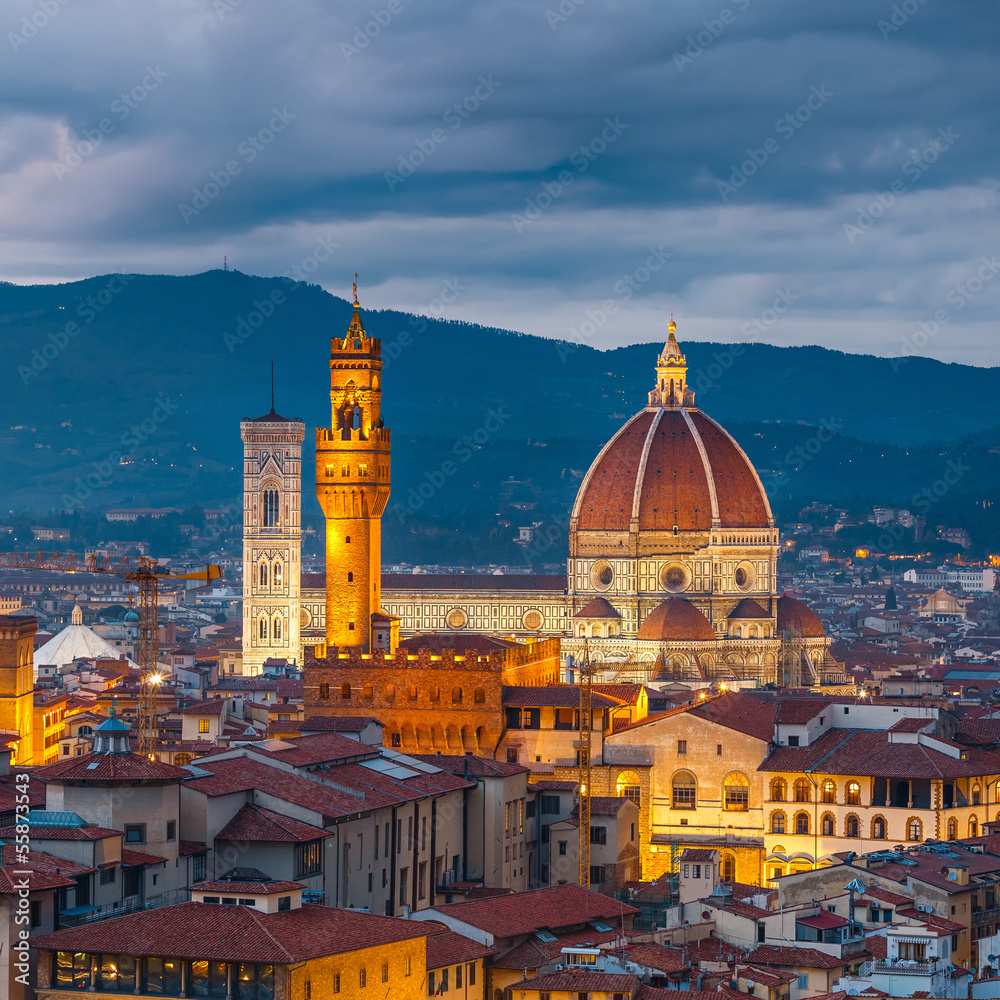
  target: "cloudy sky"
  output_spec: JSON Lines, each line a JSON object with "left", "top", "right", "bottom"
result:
{"left": 2, "top": 0, "right": 998, "bottom": 364}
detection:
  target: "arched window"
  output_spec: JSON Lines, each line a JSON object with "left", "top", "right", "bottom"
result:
{"left": 795, "top": 812, "right": 809, "bottom": 835}
{"left": 381, "top": 963, "right": 388, "bottom": 984}
{"left": 724, "top": 772, "right": 749, "bottom": 812}
{"left": 258, "top": 618, "right": 267, "bottom": 639}
{"left": 262, "top": 488, "right": 280, "bottom": 527}
{"left": 359, "top": 967, "right": 366, "bottom": 988}
{"left": 341, "top": 683, "right": 351, "bottom": 700}
{"left": 845, "top": 814, "right": 860, "bottom": 838}
{"left": 821, "top": 813, "right": 834, "bottom": 836}
{"left": 452, "top": 687, "right": 463, "bottom": 704}
{"left": 947, "top": 818, "right": 958, "bottom": 840}
{"left": 363, "top": 684, "right": 373, "bottom": 701}
{"left": 872, "top": 816, "right": 886, "bottom": 840}
{"left": 770, "top": 778, "right": 787, "bottom": 802}
{"left": 174, "top": 753, "right": 192, "bottom": 767}
{"left": 908, "top": 818, "right": 922, "bottom": 842}
{"left": 845, "top": 781, "right": 861, "bottom": 805}
{"left": 259, "top": 563, "right": 268, "bottom": 587}
{"left": 409, "top": 685, "right": 418, "bottom": 702}
{"left": 616, "top": 771, "right": 641, "bottom": 805}
{"left": 319, "top": 682, "right": 330, "bottom": 699}
{"left": 771, "top": 811, "right": 786, "bottom": 834}
{"left": 794, "top": 779, "right": 811, "bottom": 803}
{"left": 672, "top": 770, "right": 696, "bottom": 809}
{"left": 970, "top": 816, "right": 979, "bottom": 838}
{"left": 273, "top": 562, "right": 282, "bottom": 586}
{"left": 821, "top": 780, "right": 836, "bottom": 803}
{"left": 973, "top": 784, "right": 982, "bottom": 806}
{"left": 474, "top": 687, "right": 486, "bottom": 704}
{"left": 385, "top": 683, "right": 396, "bottom": 701}
{"left": 273, "top": 617, "right": 281, "bottom": 640}
{"left": 722, "top": 854, "right": 736, "bottom": 882}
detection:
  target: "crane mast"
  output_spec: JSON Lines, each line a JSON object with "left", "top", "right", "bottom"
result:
{"left": 578, "top": 644, "right": 593, "bottom": 890}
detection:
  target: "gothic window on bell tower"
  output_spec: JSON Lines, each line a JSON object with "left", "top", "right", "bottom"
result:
{"left": 273, "top": 562, "right": 282, "bottom": 586}
{"left": 259, "top": 619, "right": 267, "bottom": 640}
{"left": 260, "top": 563, "right": 268, "bottom": 588}
{"left": 262, "top": 488, "right": 280, "bottom": 527}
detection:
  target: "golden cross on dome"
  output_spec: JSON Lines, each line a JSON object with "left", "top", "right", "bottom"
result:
{"left": 352, "top": 272, "right": 359, "bottom": 306}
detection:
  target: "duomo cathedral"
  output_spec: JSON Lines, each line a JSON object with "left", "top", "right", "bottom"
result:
{"left": 241, "top": 301, "right": 833, "bottom": 686}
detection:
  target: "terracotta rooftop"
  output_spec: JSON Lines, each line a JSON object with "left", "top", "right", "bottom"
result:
{"left": 426, "top": 930, "right": 494, "bottom": 970}
{"left": 30, "top": 901, "right": 428, "bottom": 962}
{"left": 748, "top": 945, "right": 845, "bottom": 969}
{"left": 216, "top": 804, "right": 325, "bottom": 843}
{"left": 516, "top": 971, "right": 640, "bottom": 993}
{"left": 407, "top": 754, "right": 530, "bottom": 779}
{"left": 728, "top": 598, "right": 772, "bottom": 619}
{"left": 574, "top": 597, "right": 622, "bottom": 619}
{"left": 0, "top": 823, "right": 121, "bottom": 842}
{"left": 0, "top": 844, "right": 93, "bottom": 893}
{"left": 398, "top": 633, "right": 521, "bottom": 653}
{"left": 638, "top": 597, "right": 716, "bottom": 643}
{"left": 301, "top": 715, "right": 381, "bottom": 732}
{"left": 503, "top": 685, "right": 619, "bottom": 709}
{"left": 426, "top": 883, "right": 636, "bottom": 939}
{"left": 190, "top": 880, "right": 304, "bottom": 894}
{"left": 35, "top": 752, "right": 188, "bottom": 783}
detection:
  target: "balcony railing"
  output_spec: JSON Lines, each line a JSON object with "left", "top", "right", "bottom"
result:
{"left": 872, "top": 958, "right": 939, "bottom": 975}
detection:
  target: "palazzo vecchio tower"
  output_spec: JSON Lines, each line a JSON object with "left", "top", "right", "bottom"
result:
{"left": 315, "top": 281, "right": 391, "bottom": 650}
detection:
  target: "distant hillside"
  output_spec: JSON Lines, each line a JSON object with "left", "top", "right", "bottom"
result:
{"left": 1, "top": 270, "right": 999, "bottom": 557}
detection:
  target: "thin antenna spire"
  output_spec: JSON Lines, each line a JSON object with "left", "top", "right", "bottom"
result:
{"left": 353, "top": 272, "right": 359, "bottom": 306}
{"left": 223, "top": 255, "right": 228, "bottom": 272}
{"left": 270, "top": 360, "right": 274, "bottom": 412}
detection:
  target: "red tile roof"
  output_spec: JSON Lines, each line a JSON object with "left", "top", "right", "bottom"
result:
{"left": 190, "top": 880, "right": 304, "bottom": 893}
{"left": 729, "top": 598, "right": 771, "bottom": 619}
{"left": 121, "top": 849, "right": 167, "bottom": 866}
{"left": 246, "top": 731, "right": 380, "bottom": 767}
{"left": 216, "top": 804, "right": 326, "bottom": 843}
{"left": 574, "top": 598, "right": 622, "bottom": 620}
{"left": 689, "top": 691, "right": 779, "bottom": 742}
{"left": 760, "top": 728, "right": 996, "bottom": 779}
{"left": 0, "top": 823, "right": 120, "bottom": 841}
{"left": 398, "top": 633, "right": 521, "bottom": 653}
{"left": 0, "top": 844, "right": 92, "bottom": 893}
{"left": 428, "top": 884, "right": 637, "bottom": 938}
{"left": 581, "top": 796, "right": 634, "bottom": 816}
{"left": 620, "top": 943, "right": 690, "bottom": 973}
{"left": 774, "top": 698, "right": 834, "bottom": 725}
{"left": 514, "top": 971, "right": 640, "bottom": 993}
{"left": 426, "top": 930, "right": 494, "bottom": 969}
{"left": 889, "top": 718, "right": 934, "bottom": 732}
{"left": 179, "top": 698, "right": 228, "bottom": 715}
{"left": 35, "top": 753, "right": 188, "bottom": 782}
{"left": 503, "top": 686, "right": 620, "bottom": 709}
{"left": 777, "top": 594, "right": 826, "bottom": 638}
{"left": 408, "top": 754, "right": 528, "bottom": 778}
{"left": 31, "top": 901, "right": 428, "bottom": 962}
{"left": 679, "top": 849, "right": 717, "bottom": 862}
{"left": 748, "top": 945, "right": 845, "bottom": 969}
{"left": 638, "top": 597, "right": 716, "bottom": 643}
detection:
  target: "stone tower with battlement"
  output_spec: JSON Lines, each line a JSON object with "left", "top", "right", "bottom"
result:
{"left": 316, "top": 293, "right": 391, "bottom": 651}
{"left": 241, "top": 405, "right": 306, "bottom": 674}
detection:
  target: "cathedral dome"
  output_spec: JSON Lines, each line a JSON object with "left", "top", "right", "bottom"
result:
{"left": 637, "top": 596, "right": 716, "bottom": 642}
{"left": 571, "top": 321, "right": 771, "bottom": 533}
{"left": 776, "top": 594, "right": 825, "bottom": 638}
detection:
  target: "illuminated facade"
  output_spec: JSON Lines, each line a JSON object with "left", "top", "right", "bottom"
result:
{"left": 299, "top": 319, "right": 832, "bottom": 685}
{"left": 241, "top": 405, "right": 305, "bottom": 674}
{"left": 0, "top": 614, "right": 36, "bottom": 765}
{"left": 315, "top": 289, "right": 391, "bottom": 651}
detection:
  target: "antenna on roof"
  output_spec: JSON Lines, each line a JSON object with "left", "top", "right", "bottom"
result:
{"left": 270, "top": 360, "right": 274, "bottom": 412}
{"left": 223, "top": 255, "right": 228, "bottom": 272}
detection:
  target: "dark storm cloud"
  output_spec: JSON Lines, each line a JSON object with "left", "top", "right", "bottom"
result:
{"left": 0, "top": 0, "right": 997, "bottom": 363}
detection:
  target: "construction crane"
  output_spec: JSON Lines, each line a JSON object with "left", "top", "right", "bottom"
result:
{"left": 578, "top": 642, "right": 593, "bottom": 890}
{"left": 0, "top": 552, "right": 222, "bottom": 756}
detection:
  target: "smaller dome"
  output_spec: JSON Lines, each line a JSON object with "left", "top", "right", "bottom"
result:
{"left": 728, "top": 598, "right": 770, "bottom": 620}
{"left": 123, "top": 610, "right": 140, "bottom": 622}
{"left": 638, "top": 597, "right": 716, "bottom": 642}
{"left": 777, "top": 594, "right": 826, "bottom": 638}
{"left": 573, "top": 597, "right": 622, "bottom": 620}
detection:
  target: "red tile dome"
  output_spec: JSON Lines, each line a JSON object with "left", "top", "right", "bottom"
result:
{"left": 572, "top": 400, "right": 772, "bottom": 532}
{"left": 776, "top": 594, "right": 826, "bottom": 638}
{"left": 637, "top": 597, "right": 717, "bottom": 642}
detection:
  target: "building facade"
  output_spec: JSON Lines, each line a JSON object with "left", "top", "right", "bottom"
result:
{"left": 241, "top": 403, "right": 305, "bottom": 674}
{"left": 296, "top": 320, "right": 833, "bottom": 686}
{"left": 315, "top": 289, "right": 391, "bottom": 652}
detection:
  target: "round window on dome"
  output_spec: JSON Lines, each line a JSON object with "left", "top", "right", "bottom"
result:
{"left": 659, "top": 562, "right": 690, "bottom": 593}
{"left": 734, "top": 562, "right": 756, "bottom": 592}
{"left": 591, "top": 561, "right": 614, "bottom": 591}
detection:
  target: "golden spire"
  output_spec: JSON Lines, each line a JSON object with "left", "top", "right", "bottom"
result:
{"left": 352, "top": 272, "right": 359, "bottom": 306}
{"left": 648, "top": 313, "right": 693, "bottom": 408}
